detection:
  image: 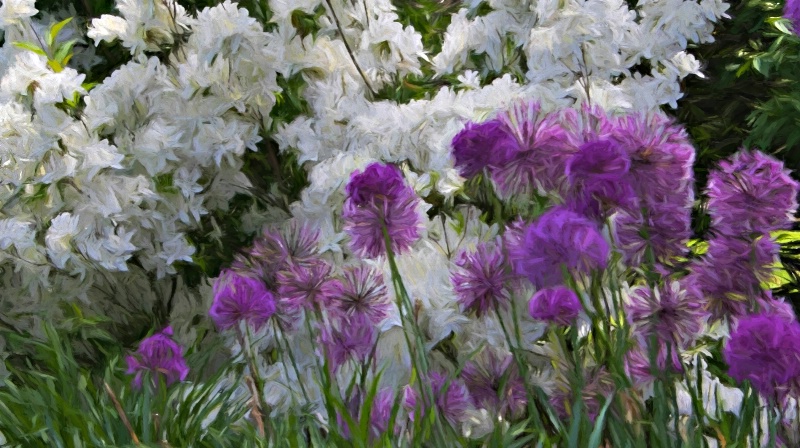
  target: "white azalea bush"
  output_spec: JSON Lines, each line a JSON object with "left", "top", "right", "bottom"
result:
{"left": 4, "top": 0, "right": 800, "bottom": 446}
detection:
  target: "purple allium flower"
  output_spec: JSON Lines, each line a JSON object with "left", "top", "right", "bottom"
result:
{"left": 430, "top": 372, "right": 472, "bottom": 427}
{"left": 550, "top": 365, "right": 615, "bottom": 423}
{"left": 461, "top": 349, "right": 527, "bottom": 419}
{"left": 277, "top": 260, "right": 338, "bottom": 312}
{"left": 706, "top": 150, "right": 799, "bottom": 237}
{"left": 234, "top": 221, "right": 320, "bottom": 287}
{"left": 402, "top": 373, "right": 472, "bottom": 427}
{"left": 755, "top": 291, "right": 797, "bottom": 323}
{"left": 451, "top": 119, "right": 518, "bottom": 178}
{"left": 209, "top": 270, "right": 277, "bottom": 332}
{"left": 610, "top": 113, "right": 696, "bottom": 205}
{"left": 567, "top": 178, "right": 638, "bottom": 223}
{"left": 723, "top": 312, "right": 800, "bottom": 400}
{"left": 690, "top": 234, "right": 779, "bottom": 321}
{"left": 613, "top": 201, "right": 693, "bottom": 266}
{"left": 488, "top": 102, "right": 582, "bottom": 198}
{"left": 624, "top": 343, "right": 683, "bottom": 387}
{"left": 370, "top": 388, "right": 396, "bottom": 436}
{"left": 343, "top": 162, "right": 422, "bottom": 258}
{"left": 627, "top": 282, "right": 707, "bottom": 349}
{"left": 328, "top": 265, "right": 391, "bottom": 325}
{"left": 510, "top": 208, "right": 609, "bottom": 289}
{"left": 786, "top": 0, "right": 800, "bottom": 35}
{"left": 125, "top": 326, "right": 189, "bottom": 390}
{"left": 566, "top": 138, "right": 631, "bottom": 184}
{"left": 450, "top": 240, "right": 513, "bottom": 317}
{"left": 528, "top": 286, "right": 583, "bottom": 326}
{"left": 320, "top": 313, "right": 378, "bottom": 371}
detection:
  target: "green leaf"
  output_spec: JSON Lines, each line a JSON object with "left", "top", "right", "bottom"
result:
{"left": 48, "top": 17, "right": 74, "bottom": 48}
{"left": 12, "top": 41, "right": 47, "bottom": 56}
{"left": 54, "top": 39, "right": 77, "bottom": 65}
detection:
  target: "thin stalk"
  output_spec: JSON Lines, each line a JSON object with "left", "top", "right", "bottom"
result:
{"left": 323, "top": 0, "right": 376, "bottom": 97}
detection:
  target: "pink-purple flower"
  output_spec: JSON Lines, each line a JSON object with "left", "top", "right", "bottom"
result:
{"left": 461, "top": 349, "right": 527, "bottom": 418}
{"left": 724, "top": 312, "right": 800, "bottom": 400}
{"left": 450, "top": 239, "right": 513, "bottom": 317}
{"left": 343, "top": 162, "right": 422, "bottom": 258}
{"left": 510, "top": 207, "right": 609, "bottom": 288}
{"left": 125, "top": 326, "right": 189, "bottom": 390}
{"left": 706, "top": 150, "right": 799, "bottom": 238}
{"left": 320, "top": 313, "right": 378, "bottom": 371}
{"left": 209, "top": 270, "right": 277, "bottom": 332}
{"left": 328, "top": 265, "right": 392, "bottom": 325}
{"left": 528, "top": 286, "right": 583, "bottom": 326}
{"left": 451, "top": 119, "right": 518, "bottom": 178}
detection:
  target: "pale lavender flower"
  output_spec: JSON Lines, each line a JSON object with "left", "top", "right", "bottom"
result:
{"left": 320, "top": 313, "right": 378, "bottom": 371}
{"left": 370, "top": 388, "right": 396, "bottom": 436}
{"left": 450, "top": 239, "right": 513, "bottom": 317}
{"left": 403, "top": 372, "right": 472, "bottom": 427}
{"left": 528, "top": 286, "right": 583, "bottom": 326}
{"left": 627, "top": 282, "right": 707, "bottom": 349}
{"left": 724, "top": 312, "right": 800, "bottom": 400}
{"left": 510, "top": 207, "right": 609, "bottom": 288}
{"left": 209, "top": 270, "right": 277, "bottom": 332}
{"left": 550, "top": 365, "right": 615, "bottom": 423}
{"left": 125, "top": 326, "right": 189, "bottom": 390}
{"left": 328, "top": 265, "right": 391, "bottom": 325}
{"left": 343, "top": 162, "right": 422, "bottom": 258}
{"left": 451, "top": 119, "right": 518, "bottom": 178}
{"left": 706, "top": 150, "right": 799, "bottom": 237}
{"left": 624, "top": 343, "right": 683, "bottom": 387}
{"left": 277, "top": 260, "right": 339, "bottom": 311}
{"left": 461, "top": 349, "right": 527, "bottom": 419}
{"left": 234, "top": 220, "right": 320, "bottom": 286}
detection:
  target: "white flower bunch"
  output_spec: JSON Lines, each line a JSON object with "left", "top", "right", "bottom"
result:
{"left": 0, "top": 0, "right": 288, "bottom": 330}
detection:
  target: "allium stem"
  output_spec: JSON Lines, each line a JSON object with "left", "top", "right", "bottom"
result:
{"left": 104, "top": 381, "right": 140, "bottom": 445}
{"left": 237, "top": 326, "right": 270, "bottom": 438}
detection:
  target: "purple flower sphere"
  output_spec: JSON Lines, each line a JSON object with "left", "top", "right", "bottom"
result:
{"left": 125, "top": 326, "right": 189, "bottom": 390}
{"left": 328, "top": 265, "right": 391, "bottom": 325}
{"left": 320, "top": 313, "right": 378, "bottom": 371}
{"left": 566, "top": 138, "right": 631, "bottom": 184}
{"left": 210, "top": 270, "right": 277, "bottom": 332}
{"left": 343, "top": 162, "right": 422, "bottom": 258}
{"left": 528, "top": 286, "right": 583, "bottom": 326}
{"left": 706, "top": 150, "right": 799, "bottom": 237}
{"left": 627, "top": 282, "right": 707, "bottom": 348}
{"left": 450, "top": 240, "right": 513, "bottom": 316}
{"left": 724, "top": 312, "right": 800, "bottom": 400}
{"left": 510, "top": 208, "right": 609, "bottom": 288}
{"left": 451, "top": 119, "right": 517, "bottom": 178}
{"left": 461, "top": 349, "right": 527, "bottom": 418}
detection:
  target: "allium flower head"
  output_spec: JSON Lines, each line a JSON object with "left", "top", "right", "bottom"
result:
{"left": 320, "top": 313, "right": 378, "bottom": 371}
{"left": 277, "top": 260, "right": 338, "bottom": 312}
{"left": 370, "top": 388, "right": 396, "bottom": 436}
{"left": 613, "top": 201, "right": 692, "bottom": 266}
{"left": 566, "top": 138, "right": 631, "bottom": 183}
{"left": 235, "top": 221, "right": 320, "bottom": 286}
{"left": 451, "top": 119, "right": 517, "bottom": 178}
{"left": 488, "top": 102, "right": 581, "bottom": 197}
{"left": 210, "top": 270, "right": 277, "bottom": 332}
{"left": 461, "top": 349, "right": 526, "bottom": 418}
{"left": 690, "top": 234, "right": 779, "bottom": 321}
{"left": 431, "top": 372, "right": 472, "bottom": 427}
{"left": 450, "top": 239, "right": 513, "bottom": 316}
{"left": 624, "top": 343, "right": 683, "bottom": 387}
{"left": 125, "top": 326, "right": 189, "bottom": 390}
{"left": 510, "top": 207, "right": 609, "bottom": 288}
{"left": 328, "top": 265, "right": 391, "bottom": 325}
{"left": 706, "top": 150, "right": 799, "bottom": 237}
{"left": 343, "top": 162, "right": 422, "bottom": 258}
{"left": 627, "top": 281, "right": 707, "bottom": 348}
{"left": 610, "top": 113, "right": 696, "bottom": 204}
{"left": 550, "top": 365, "right": 615, "bottom": 423}
{"left": 529, "top": 286, "right": 583, "bottom": 326}
{"left": 723, "top": 312, "right": 800, "bottom": 399}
